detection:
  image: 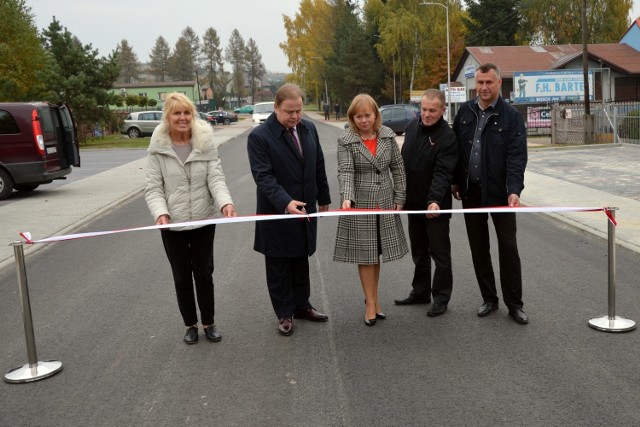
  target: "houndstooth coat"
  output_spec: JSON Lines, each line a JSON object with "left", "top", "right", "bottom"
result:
{"left": 333, "top": 125, "right": 409, "bottom": 264}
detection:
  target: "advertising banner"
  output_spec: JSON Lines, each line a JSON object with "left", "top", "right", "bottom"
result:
{"left": 513, "top": 70, "right": 594, "bottom": 104}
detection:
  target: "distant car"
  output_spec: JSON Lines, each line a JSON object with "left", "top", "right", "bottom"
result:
{"left": 234, "top": 105, "right": 254, "bottom": 114}
{"left": 379, "top": 104, "right": 420, "bottom": 135}
{"left": 197, "top": 111, "right": 216, "bottom": 125}
{"left": 0, "top": 102, "right": 80, "bottom": 199}
{"left": 252, "top": 101, "right": 274, "bottom": 124}
{"left": 207, "top": 111, "right": 238, "bottom": 125}
{"left": 343, "top": 104, "right": 420, "bottom": 135}
{"left": 121, "top": 110, "right": 163, "bottom": 138}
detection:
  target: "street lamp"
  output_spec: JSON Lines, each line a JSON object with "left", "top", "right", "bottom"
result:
{"left": 420, "top": 2, "right": 451, "bottom": 122}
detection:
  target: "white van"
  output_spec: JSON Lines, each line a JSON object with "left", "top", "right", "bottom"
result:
{"left": 252, "top": 101, "right": 274, "bottom": 124}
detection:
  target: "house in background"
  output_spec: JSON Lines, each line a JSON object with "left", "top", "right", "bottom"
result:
{"left": 110, "top": 81, "right": 198, "bottom": 110}
{"left": 452, "top": 43, "right": 640, "bottom": 103}
{"left": 620, "top": 18, "right": 640, "bottom": 51}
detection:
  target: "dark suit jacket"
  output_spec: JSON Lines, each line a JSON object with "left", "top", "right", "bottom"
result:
{"left": 247, "top": 113, "right": 331, "bottom": 257}
{"left": 401, "top": 116, "right": 458, "bottom": 218}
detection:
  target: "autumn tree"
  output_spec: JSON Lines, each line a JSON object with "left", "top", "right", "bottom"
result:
{"left": 0, "top": 0, "right": 48, "bottom": 101}
{"left": 115, "top": 39, "right": 140, "bottom": 83}
{"left": 149, "top": 36, "right": 171, "bottom": 82}
{"left": 244, "top": 38, "right": 266, "bottom": 104}
{"left": 40, "top": 18, "right": 119, "bottom": 137}
{"left": 518, "top": 0, "right": 633, "bottom": 44}
{"left": 280, "top": 0, "right": 334, "bottom": 104}
{"left": 202, "top": 27, "right": 225, "bottom": 107}
{"left": 225, "top": 29, "right": 246, "bottom": 107}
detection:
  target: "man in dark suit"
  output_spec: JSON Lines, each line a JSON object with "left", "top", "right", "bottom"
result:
{"left": 452, "top": 63, "right": 528, "bottom": 325}
{"left": 394, "top": 89, "right": 458, "bottom": 317}
{"left": 247, "top": 83, "right": 332, "bottom": 336}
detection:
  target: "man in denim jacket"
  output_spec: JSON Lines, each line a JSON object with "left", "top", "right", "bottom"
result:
{"left": 452, "top": 63, "right": 529, "bottom": 325}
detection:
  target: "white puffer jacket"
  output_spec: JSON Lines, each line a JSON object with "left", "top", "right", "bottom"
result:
{"left": 144, "top": 119, "right": 233, "bottom": 230}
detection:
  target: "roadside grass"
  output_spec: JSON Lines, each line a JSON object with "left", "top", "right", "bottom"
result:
{"left": 81, "top": 134, "right": 149, "bottom": 149}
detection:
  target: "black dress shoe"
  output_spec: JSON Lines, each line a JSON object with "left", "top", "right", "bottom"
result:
{"left": 427, "top": 303, "right": 448, "bottom": 317}
{"left": 375, "top": 312, "right": 386, "bottom": 319}
{"left": 364, "top": 318, "right": 376, "bottom": 326}
{"left": 183, "top": 326, "right": 198, "bottom": 344}
{"left": 477, "top": 302, "right": 499, "bottom": 317}
{"left": 394, "top": 294, "right": 431, "bottom": 305}
{"left": 509, "top": 308, "right": 529, "bottom": 324}
{"left": 293, "top": 308, "right": 328, "bottom": 322}
{"left": 204, "top": 325, "right": 222, "bottom": 342}
{"left": 278, "top": 317, "right": 294, "bottom": 336}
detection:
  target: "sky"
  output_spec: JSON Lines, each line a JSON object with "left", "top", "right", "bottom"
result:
{"left": 25, "top": 0, "right": 640, "bottom": 74}
{"left": 26, "top": 0, "right": 302, "bottom": 73}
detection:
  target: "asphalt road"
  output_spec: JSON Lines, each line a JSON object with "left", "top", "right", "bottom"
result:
{"left": 1, "top": 123, "right": 640, "bottom": 426}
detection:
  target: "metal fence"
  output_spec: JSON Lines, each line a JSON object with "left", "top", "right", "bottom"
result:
{"left": 551, "top": 102, "right": 640, "bottom": 145}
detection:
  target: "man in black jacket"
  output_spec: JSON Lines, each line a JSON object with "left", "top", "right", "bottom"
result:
{"left": 394, "top": 89, "right": 458, "bottom": 317}
{"left": 452, "top": 63, "right": 528, "bottom": 324}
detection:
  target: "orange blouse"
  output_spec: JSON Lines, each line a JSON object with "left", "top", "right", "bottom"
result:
{"left": 362, "top": 137, "right": 377, "bottom": 156}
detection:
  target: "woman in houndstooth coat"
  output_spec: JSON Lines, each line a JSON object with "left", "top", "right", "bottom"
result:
{"left": 333, "top": 94, "right": 409, "bottom": 326}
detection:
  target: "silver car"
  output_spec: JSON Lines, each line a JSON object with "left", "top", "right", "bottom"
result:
{"left": 121, "top": 111, "right": 163, "bottom": 138}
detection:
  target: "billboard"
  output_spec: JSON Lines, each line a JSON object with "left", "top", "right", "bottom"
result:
{"left": 513, "top": 70, "right": 594, "bottom": 104}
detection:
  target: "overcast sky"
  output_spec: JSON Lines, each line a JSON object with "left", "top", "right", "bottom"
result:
{"left": 27, "top": 0, "right": 301, "bottom": 73}
{"left": 26, "top": 0, "right": 640, "bottom": 74}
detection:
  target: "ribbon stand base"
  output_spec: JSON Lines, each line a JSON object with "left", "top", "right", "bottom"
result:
{"left": 4, "top": 360, "right": 63, "bottom": 383}
{"left": 588, "top": 316, "right": 636, "bottom": 333}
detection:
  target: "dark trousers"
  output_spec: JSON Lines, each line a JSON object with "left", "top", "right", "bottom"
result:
{"left": 161, "top": 225, "right": 216, "bottom": 326}
{"left": 408, "top": 214, "right": 453, "bottom": 305}
{"left": 462, "top": 185, "right": 523, "bottom": 309}
{"left": 265, "top": 255, "right": 312, "bottom": 318}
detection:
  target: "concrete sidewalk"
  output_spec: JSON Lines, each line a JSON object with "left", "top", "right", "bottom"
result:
{"left": 2, "top": 112, "right": 639, "bottom": 272}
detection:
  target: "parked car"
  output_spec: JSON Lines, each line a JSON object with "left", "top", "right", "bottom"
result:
{"left": 207, "top": 111, "right": 238, "bottom": 125}
{"left": 196, "top": 111, "right": 217, "bottom": 126}
{"left": 234, "top": 105, "right": 254, "bottom": 114}
{"left": 343, "top": 104, "right": 420, "bottom": 135}
{"left": 0, "top": 102, "right": 80, "bottom": 200}
{"left": 121, "top": 110, "right": 163, "bottom": 138}
{"left": 252, "top": 101, "right": 274, "bottom": 124}
{"left": 379, "top": 104, "right": 420, "bottom": 135}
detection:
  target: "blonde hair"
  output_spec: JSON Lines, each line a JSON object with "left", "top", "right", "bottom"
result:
{"left": 161, "top": 92, "right": 197, "bottom": 125}
{"left": 347, "top": 94, "right": 381, "bottom": 132}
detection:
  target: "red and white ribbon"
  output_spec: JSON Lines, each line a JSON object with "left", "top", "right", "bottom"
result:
{"left": 19, "top": 206, "right": 611, "bottom": 245}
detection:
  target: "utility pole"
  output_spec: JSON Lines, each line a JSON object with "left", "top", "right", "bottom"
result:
{"left": 582, "top": 0, "right": 594, "bottom": 144}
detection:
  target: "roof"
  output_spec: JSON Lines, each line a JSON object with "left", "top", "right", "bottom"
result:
{"left": 455, "top": 44, "right": 640, "bottom": 78}
{"left": 115, "top": 81, "right": 196, "bottom": 89}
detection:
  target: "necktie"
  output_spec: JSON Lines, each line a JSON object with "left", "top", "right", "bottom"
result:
{"left": 289, "top": 128, "right": 302, "bottom": 156}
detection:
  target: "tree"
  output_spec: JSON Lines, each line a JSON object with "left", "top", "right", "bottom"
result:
{"left": 0, "top": 0, "right": 48, "bottom": 101}
{"left": 325, "top": 0, "right": 384, "bottom": 105}
{"left": 463, "top": 0, "right": 520, "bottom": 46}
{"left": 202, "top": 27, "right": 225, "bottom": 107}
{"left": 244, "top": 38, "right": 266, "bottom": 104}
{"left": 169, "top": 37, "right": 195, "bottom": 81}
{"left": 280, "top": 0, "right": 334, "bottom": 104}
{"left": 518, "top": 0, "right": 633, "bottom": 44}
{"left": 40, "top": 17, "right": 119, "bottom": 139}
{"left": 225, "top": 29, "right": 246, "bottom": 107}
{"left": 148, "top": 36, "right": 171, "bottom": 82}
{"left": 180, "top": 26, "right": 201, "bottom": 77}
{"left": 115, "top": 39, "right": 140, "bottom": 83}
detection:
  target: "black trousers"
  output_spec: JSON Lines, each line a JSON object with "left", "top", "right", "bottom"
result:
{"left": 462, "top": 185, "right": 523, "bottom": 309}
{"left": 265, "top": 255, "right": 312, "bottom": 319}
{"left": 407, "top": 214, "right": 453, "bottom": 305}
{"left": 161, "top": 225, "right": 216, "bottom": 326}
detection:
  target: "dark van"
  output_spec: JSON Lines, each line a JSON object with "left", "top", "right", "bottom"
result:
{"left": 0, "top": 102, "right": 80, "bottom": 200}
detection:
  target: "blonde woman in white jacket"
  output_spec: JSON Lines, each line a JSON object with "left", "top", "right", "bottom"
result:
{"left": 145, "top": 93, "right": 236, "bottom": 345}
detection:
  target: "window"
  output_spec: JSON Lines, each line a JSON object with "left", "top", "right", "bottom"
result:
{"left": 0, "top": 110, "right": 20, "bottom": 134}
